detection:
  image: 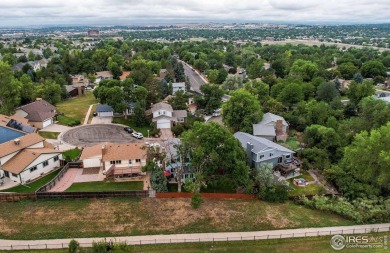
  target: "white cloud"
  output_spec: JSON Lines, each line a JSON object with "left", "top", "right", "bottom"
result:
{"left": 0, "top": 0, "right": 389, "bottom": 26}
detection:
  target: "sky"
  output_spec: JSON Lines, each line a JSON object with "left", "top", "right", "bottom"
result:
{"left": 0, "top": 0, "right": 390, "bottom": 27}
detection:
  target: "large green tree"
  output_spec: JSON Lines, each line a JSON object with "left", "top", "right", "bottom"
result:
{"left": 289, "top": 59, "right": 318, "bottom": 82}
{"left": 222, "top": 89, "right": 263, "bottom": 133}
{"left": 360, "top": 60, "right": 387, "bottom": 78}
{"left": 347, "top": 80, "right": 375, "bottom": 105}
{"left": 181, "top": 122, "right": 250, "bottom": 188}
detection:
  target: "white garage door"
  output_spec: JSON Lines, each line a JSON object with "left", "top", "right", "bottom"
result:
{"left": 157, "top": 119, "right": 171, "bottom": 129}
{"left": 98, "top": 112, "right": 113, "bottom": 117}
{"left": 83, "top": 159, "right": 101, "bottom": 168}
{"left": 42, "top": 118, "right": 53, "bottom": 128}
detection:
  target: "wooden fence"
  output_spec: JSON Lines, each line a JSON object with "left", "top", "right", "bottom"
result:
{"left": 36, "top": 190, "right": 150, "bottom": 200}
{"left": 36, "top": 163, "right": 71, "bottom": 193}
{"left": 0, "top": 193, "right": 36, "bottom": 202}
{"left": 156, "top": 192, "right": 256, "bottom": 200}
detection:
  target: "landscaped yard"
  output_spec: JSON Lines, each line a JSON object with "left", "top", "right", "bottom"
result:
{"left": 62, "top": 148, "right": 81, "bottom": 161}
{"left": 1, "top": 235, "right": 387, "bottom": 253}
{"left": 280, "top": 136, "right": 300, "bottom": 151}
{"left": 113, "top": 116, "right": 153, "bottom": 136}
{"left": 66, "top": 181, "right": 144, "bottom": 192}
{"left": 56, "top": 91, "right": 97, "bottom": 126}
{"left": 288, "top": 170, "right": 326, "bottom": 196}
{"left": 0, "top": 198, "right": 354, "bottom": 240}
{"left": 38, "top": 131, "right": 61, "bottom": 139}
{"left": 0, "top": 169, "right": 60, "bottom": 193}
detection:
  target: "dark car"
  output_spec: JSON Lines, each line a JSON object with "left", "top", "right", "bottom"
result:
{"left": 124, "top": 127, "right": 133, "bottom": 133}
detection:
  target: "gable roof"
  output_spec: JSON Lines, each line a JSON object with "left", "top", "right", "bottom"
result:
{"left": 172, "top": 110, "right": 188, "bottom": 119}
{"left": 234, "top": 132, "right": 294, "bottom": 154}
{"left": 96, "top": 71, "right": 113, "bottom": 78}
{"left": 96, "top": 104, "right": 114, "bottom": 112}
{"left": 0, "top": 133, "right": 45, "bottom": 158}
{"left": 18, "top": 99, "right": 56, "bottom": 122}
{"left": 151, "top": 102, "right": 173, "bottom": 113}
{"left": 257, "top": 112, "right": 288, "bottom": 126}
{"left": 80, "top": 145, "right": 103, "bottom": 160}
{"left": 172, "top": 82, "right": 185, "bottom": 88}
{"left": 102, "top": 143, "right": 147, "bottom": 161}
{"left": 253, "top": 124, "right": 276, "bottom": 137}
{"left": 1, "top": 148, "right": 60, "bottom": 174}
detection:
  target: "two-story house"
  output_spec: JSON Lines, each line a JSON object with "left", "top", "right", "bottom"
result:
{"left": 172, "top": 82, "right": 186, "bottom": 95}
{"left": 150, "top": 102, "right": 187, "bottom": 129}
{"left": 234, "top": 132, "right": 294, "bottom": 169}
{"left": 80, "top": 143, "right": 147, "bottom": 178}
{"left": 252, "top": 112, "right": 289, "bottom": 142}
{"left": 0, "top": 133, "right": 62, "bottom": 184}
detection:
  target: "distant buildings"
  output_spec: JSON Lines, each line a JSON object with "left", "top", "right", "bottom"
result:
{"left": 87, "top": 30, "right": 100, "bottom": 36}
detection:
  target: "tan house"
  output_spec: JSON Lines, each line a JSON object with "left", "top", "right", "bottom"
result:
{"left": 80, "top": 143, "right": 147, "bottom": 178}
{"left": 0, "top": 133, "right": 62, "bottom": 184}
{"left": 14, "top": 99, "right": 56, "bottom": 129}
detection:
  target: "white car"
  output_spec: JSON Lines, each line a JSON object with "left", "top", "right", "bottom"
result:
{"left": 132, "top": 132, "right": 144, "bottom": 139}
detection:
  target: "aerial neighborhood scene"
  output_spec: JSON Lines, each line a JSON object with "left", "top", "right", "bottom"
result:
{"left": 0, "top": 1, "right": 390, "bottom": 252}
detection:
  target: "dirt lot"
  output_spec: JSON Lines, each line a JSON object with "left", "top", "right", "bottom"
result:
{"left": 0, "top": 198, "right": 353, "bottom": 240}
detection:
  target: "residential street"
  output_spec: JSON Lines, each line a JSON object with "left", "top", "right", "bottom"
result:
{"left": 0, "top": 223, "right": 388, "bottom": 250}
{"left": 181, "top": 61, "right": 207, "bottom": 93}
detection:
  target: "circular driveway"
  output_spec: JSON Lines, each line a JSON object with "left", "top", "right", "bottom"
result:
{"left": 61, "top": 124, "right": 140, "bottom": 147}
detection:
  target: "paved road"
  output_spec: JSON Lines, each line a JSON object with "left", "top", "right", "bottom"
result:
{"left": 0, "top": 223, "right": 388, "bottom": 250}
{"left": 181, "top": 61, "right": 207, "bottom": 93}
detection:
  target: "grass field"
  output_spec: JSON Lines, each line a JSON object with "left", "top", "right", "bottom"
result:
{"left": 112, "top": 116, "right": 153, "bottom": 136}
{"left": 1, "top": 234, "right": 388, "bottom": 253}
{"left": 66, "top": 181, "right": 144, "bottom": 192}
{"left": 0, "top": 169, "right": 60, "bottom": 193}
{"left": 38, "top": 131, "right": 61, "bottom": 139}
{"left": 56, "top": 92, "right": 97, "bottom": 126}
{"left": 288, "top": 170, "right": 326, "bottom": 196}
{"left": 62, "top": 148, "right": 81, "bottom": 161}
{"left": 0, "top": 198, "right": 354, "bottom": 240}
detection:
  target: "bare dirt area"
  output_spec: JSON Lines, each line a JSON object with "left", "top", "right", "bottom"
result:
{"left": 0, "top": 198, "right": 353, "bottom": 240}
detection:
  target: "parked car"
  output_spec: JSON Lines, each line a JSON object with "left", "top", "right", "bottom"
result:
{"left": 124, "top": 127, "right": 133, "bottom": 133}
{"left": 132, "top": 132, "right": 144, "bottom": 139}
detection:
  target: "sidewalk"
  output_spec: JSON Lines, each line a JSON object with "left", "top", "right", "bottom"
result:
{"left": 0, "top": 223, "right": 388, "bottom": 250}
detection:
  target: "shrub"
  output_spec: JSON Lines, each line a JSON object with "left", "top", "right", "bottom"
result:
{"left": 92, "top": 240, "right": 106, "bottom": 253}
{"left": 191, "top": 192, "right": 204, "bottom": 208}
{"left": 258, "top": 182, "right": 289, "bottom": 203}
{"left": 68, "top": 239, "right": 80, "bottom": 253}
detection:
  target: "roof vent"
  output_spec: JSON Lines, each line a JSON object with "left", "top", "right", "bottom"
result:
{"left": 14, "top": 139, "right": 20, "bottom": 145}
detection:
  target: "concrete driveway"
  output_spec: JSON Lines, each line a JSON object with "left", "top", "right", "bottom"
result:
{"left": 40, "top": 123, "right": 71, "bottom": 133}
{"left": 91, "top": 116, "right": 112, "bottom": 124}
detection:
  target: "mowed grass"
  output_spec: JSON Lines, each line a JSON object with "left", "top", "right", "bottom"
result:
{"left": 66, "top": 181, "right": 144, "bottom": 192}
{"left": 112, "top": 116, "right": 153, "bottom": 136}
{"left": 62, "top": 148, "right": 81, "bottom": 161}
{"left": 56, "top": 92, "right": 97, "bottom": 126}
{"left": 288, "top": 170, "right": 326, "bottom": 196}
{"left": 0, "top": 169, "right": 60, "bottom": 193}
{"left": 0, "top": 198, "right": 354, "bottom": 240}
{"left": 1, "top": 235, "right": 388, "bottom": 253}
{"left": 38, "top": 131, "right": 61, "bottom": 139}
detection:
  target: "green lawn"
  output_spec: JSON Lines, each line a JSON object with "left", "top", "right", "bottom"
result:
{"left": 0, "top": 169, "right": 60, "bottom": 193}
{"left": 56, "top": 92, "right": 97, "bottom": 126}
{"left": 66, "top": 181, "right": 144, "bottom": 192}
{"left": 57, "top": 115, "right": 80, "bottom": 127}
{"left": 2, "top": 234, "right": 388, "bottom": 253}
{"left": 279, "top": 136, "right": 300, "bottom": 151}
{"left": 112, "top": 116, "right": 153, "bottom": 136}
{"left": 38, "top": 131, "right": 61, "bottom": 139}
{"left": 288, "top": 171, "right": 326, "bottom": 196}
{"left": 62, "top": 148, "right": 81, "bottom": 161}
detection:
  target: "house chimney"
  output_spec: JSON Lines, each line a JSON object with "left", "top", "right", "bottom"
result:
{"left": 102, "top": 145, "right": 106, "bottom": 155}
{"left": 276, "top": 120, "right": 283, "bottom": 136}
{"left": 14, "top": 139, "right": 20, "bottom": 145}
{"left": 246, "top": 142, "right": 254, "bottom": 168}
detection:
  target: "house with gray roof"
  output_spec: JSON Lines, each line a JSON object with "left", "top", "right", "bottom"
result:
{"left": 253, "top": 112, "right": 289, "bottom": 142}
{"left": 96, "top": 104, "right": 114, "bottom": 117}
{"left": 150, "top": 102, "right": 187, "bottom": 129}
{"left": 234, "top": 132, "right": 294, "bottom": 169}
{"left": 14, "top": 99, "right": 56, "bottom": 129}
{"left": 172, "top": 82, "right": 186, "bottom": 95}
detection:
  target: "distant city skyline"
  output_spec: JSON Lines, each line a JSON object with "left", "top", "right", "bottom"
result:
{"left": 0, "top": 0, "right": 389, "bottom": 27}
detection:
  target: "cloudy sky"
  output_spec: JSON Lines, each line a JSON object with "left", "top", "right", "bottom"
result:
{"left": 0, "top": 0, "right": 389, "bottom": 26}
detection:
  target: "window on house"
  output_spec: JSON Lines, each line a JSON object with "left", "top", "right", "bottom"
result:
{"left": 29, "top": 166, "right": 37, "bottom": 173}
{"left": 129, "top": 160, "right": 132, "bottom": 164}
{"left": 43, "top": 161, "right": 49, "bottom": 167}
{"left": 259, "top": 155, "right": 264, "bottom": 159}
{"left": 53, "top": 156, "right": 59, "bottom": 162}
{"left": 158, "top": 111, "right": 161, "bottom": 115}
{"left": 116, "top": 160, "right": 121, "bottom": 164}
{"left": 285, "top": 155, "right": 290, "bottom": 158}
{"left": 269, "top": 153, "right": 273, "bottom": 157}
{"left": 136, "top": 159, "right": 141, "bottom": 163}
{"left": 110, "top": 161, "right": 115, "bottom": 165}
{"left": 163, "top": 111, "right": 166, "bottom": 115}
{"left": 12, "top": 173, "right": 18, "bottom": 177}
